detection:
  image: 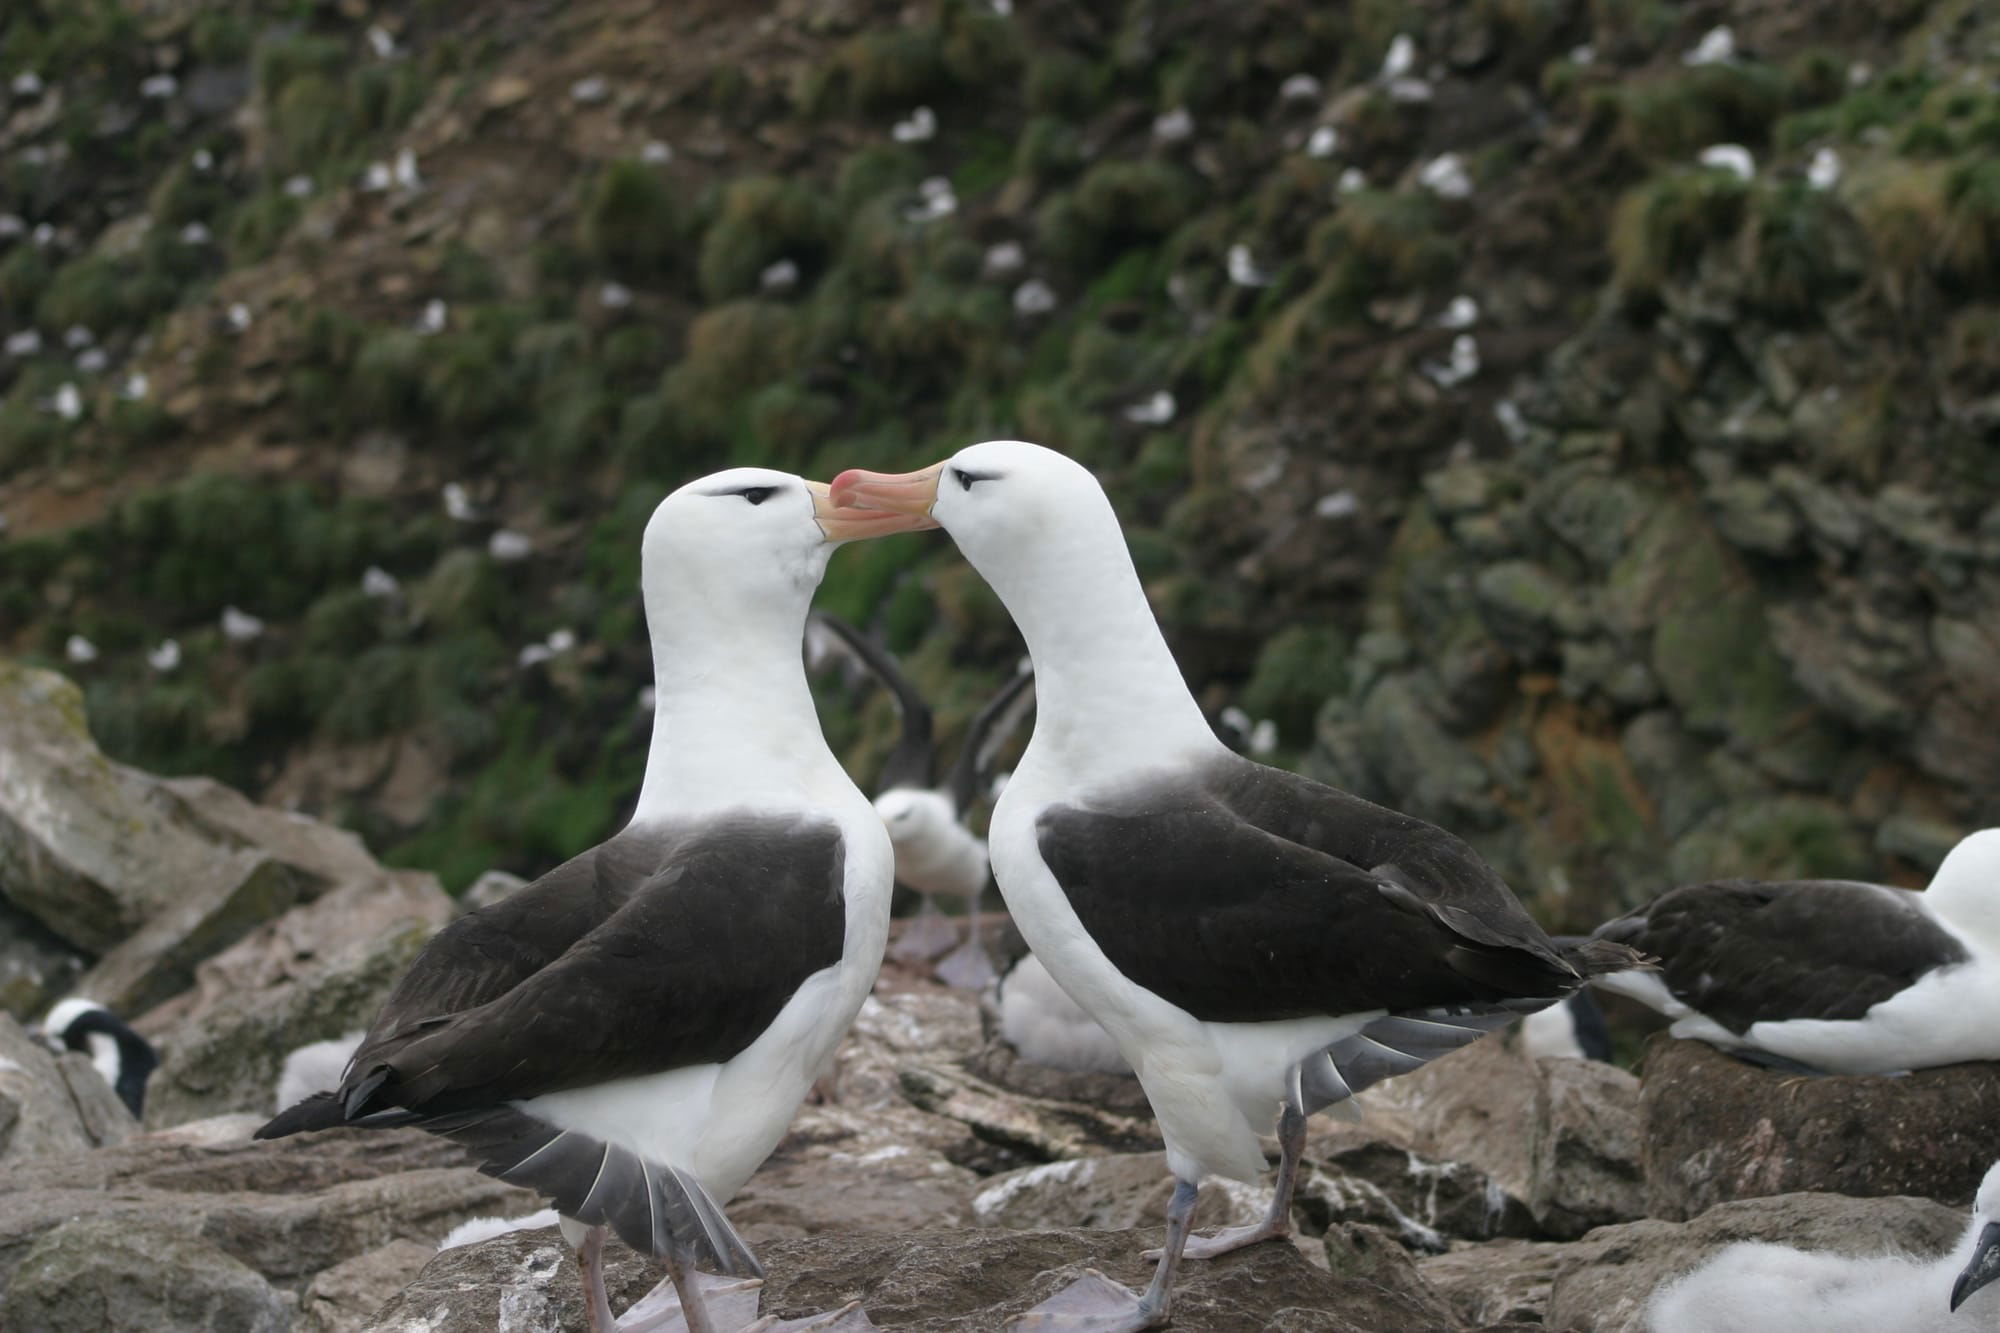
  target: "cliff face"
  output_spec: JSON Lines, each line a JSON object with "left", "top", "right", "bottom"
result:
{"left": 1, "top": 0, "right": 1995, "bottom": 914}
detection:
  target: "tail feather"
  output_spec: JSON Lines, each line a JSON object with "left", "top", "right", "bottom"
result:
{"left": 255, "top": 1092, "right": 346, "bottom": 1140}
{"left": 1556, "top": 934, "right": 1656, "bottom": 977}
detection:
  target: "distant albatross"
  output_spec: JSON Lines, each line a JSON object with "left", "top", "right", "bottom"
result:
{"left": 1586, "top": 828, "right": 2000, "bottom": 1073}
{"left": 829, "top": 440, "right": 1643, "bottom": 1331}
{"left": 807, "top": 610, "right": 1034, "bottom": 987}
{"left": 259, "top": 468, "right": 929, "bottom": 1333}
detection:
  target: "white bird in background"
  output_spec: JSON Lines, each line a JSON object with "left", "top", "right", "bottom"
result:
{"left": 488, "top": 529, "right": 533, "bottom": 562}
{"left": 361, "top": 566, "right": 400, "bottom": 598}
{"left": 64, "top": 325, "right": 92, "bottom": 349}
{"left": 146, "top": 639, "right": 181, "bottom": 673}
{"left": 1013, "top": 278, "right": 1057, "bottom": 316}
{"left": 760, "top": 258, "right": 801, "bottom": 292}
{"left": 1306, "top": 126, "right": 1340, "bottom": 158}
{"left": 1279, "top": 74, "right": 1322, "bottom": 104}
{"left": 51, "top": 382, "right": 82, "bottom": 420}
{"left": 1648, "top": 1159, "right": 2000, "bottom": 1331}
{"left": 418, "top": 299, "right": 448, "bottom": 335}
{"left": 1226, "top": 244, "right": 1274, "bottom": 288}
{"left": 1682, "top": 25, "right": 1737, "bottom": 67}
{"left": 140, "top": 73, "right": 177, "bottom": 98}
{"left": 1419, "top": 153, "right": 1473, "bottom": 200}
{"left": 442, "top": 482, "right": 477, "bottom": 522}
{"left": 363, "top": 161, "right": 394, "bottom": 191}
{"left": 598, "top": 281, "right": 634, "bottom": 310}
{"left": 891, "top": 106, "right": 937, "bottom": 144}
{"left": 226, "top": 302, "right": 253, "bottom": 333}
{"left": 220, "top": 606, "right": 265, "bottom": 642}
{"left": 807, "top": 612, "right": 1035, "bottom": 989}
{"left": 1807, "top": 147, "right": 1842, "bottom": 191}
{"left": 34, "top": 998, "right": 159, "bottom": 1117}
{"left": 366, "top": 25, "right": 396, "bottom": 58}
{"left": 1699, "top": 144, "right": 1756, "bottom": 181}
{"left": 641, "top": 140, "right": 673, "bottom": 164}
{"left": 65, "top": 635, "right": 98, "bottom": 664}
{"left": 569, "top": 75, "right": 609, "bottom": 105}
{"left": 1123, "top": 391, "right": 1176, "bottom": 426}
{"left": 392, "top": 147, "right": 421, "bottom": 191}
{"left": 5, "top": 329, "right": 41, "bottom": 357}
{"left": 180, "top": 221, "right": 213, "bottom": 246}
{"left": 1379, "top": 33, "right": 1416, "bottom": 82}
{"left": 1338, "top": 167, "right": 1368, "bottom": 194}
{"left": 1426, "top": 334, "right": 1482, "bottom": 388}
{"left": 1438, "top": 295, "right": 1480, "bottom": 329}
{"left": 1152, "top": 108, "right": 1194, "bottom": 143}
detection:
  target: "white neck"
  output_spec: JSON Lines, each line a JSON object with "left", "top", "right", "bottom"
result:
{"left": 984, "top": 507, "right": 1221, "bottom": 787}
{"left": 630, "top": 583, "right": 845, "bottom": 823}
{"left": 1924, "top": 831, "right": 2000, "bottom": 948}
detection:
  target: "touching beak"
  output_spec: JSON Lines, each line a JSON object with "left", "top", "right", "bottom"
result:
{"left": 827, "top": 463, "right": 944, "bottom": 523}
{"left": 807, "top": 479, "right": 938, "bottom": 543}
{"left": 1952, "top": 1221, "right": 2000, "bottom": 1311}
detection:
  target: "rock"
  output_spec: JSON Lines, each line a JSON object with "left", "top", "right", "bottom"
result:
{"left": 1705, "top": 474, "right": 1800, "bottom": 555}
{"left": 1300, "top": 1136, "right": 1538, "bottom": 1249}
{"left": 461, "top": 868, "right": 528, "bottom": 910}
{"left": 139, "top": 873, "right": 453, "bottom": 1127}
{"left": 0, "top": 897, "right": 85, "bottom": 1019}
{"left": 1472, "top": 560, "right": 1591, "bottom": 657}
{"left": 1524, "top": 1057, "right": 1643, "bottom": 1238}
{"left": 298, "top": 1239, "right": 434, "bottom": 1333}
{"left": 369, "top": 1223, "right": 1467, "bottom": 1332}
{"left": 1531, "top": 464, "right": 1653, "bottom": 571}
{"left": 0, "top": 1014, "right": 137, "bottom": 1166}
{"left": 1322, "top": 1223, "right": 1472, "bottom": 1330}
{"left": 0, "top": 1213, "right": 292, "bottom": 1333}
{"left": 0, "top": 664, "right": 314, "bottom": 994}
{"left": 1639, "top": 1037, "right": 2000, "bottom": 1219}
{"left": 1541, "top": 1189, "right": 1965, "bottom": 1333}
{"left": 1419, "top": 1237, "right": 1570, "bottom": 1327}
{"left": 733, "top": 1101, "right": 982, "bottom": 1240}
{"left": 1355, "top": 1037, "right": 1542, "bottom": 1202}
{"left": 970, "top": 1152, "right": 1265, "bottom": 1234}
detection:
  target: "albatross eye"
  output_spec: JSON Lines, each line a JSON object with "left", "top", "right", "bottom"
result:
{"left": 953, "top": 468, "right": 978, "bottom": 491}
{"left": 739, "top": 486, "right": 778, "bottom": 506}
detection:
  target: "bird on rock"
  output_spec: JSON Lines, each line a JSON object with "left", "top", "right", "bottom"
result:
{"left": 258, "top": 469, "right": 933, "bottom": 1333}
{"left": 829, "top": 440, "right": 1646, "bottom": 1331}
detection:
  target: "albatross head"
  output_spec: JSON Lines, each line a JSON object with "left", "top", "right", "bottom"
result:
{"left": 1921, "top": 827, "right": 2000, "bottom": 945}
{"left": 1955, "top": 1161, "right": 2000, "bottom": 1311}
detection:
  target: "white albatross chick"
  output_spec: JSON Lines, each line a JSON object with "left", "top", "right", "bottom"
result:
{"left": 828, "top": 441, "right": 1642, "bottom": 1332}
{"left": 1698, "top": 144, "right": 1755, "bottom": 181}
{"left": 257, "top": 468, "right": 924, "bottom": 1333}
{"left": 999, "top": 953, "right": 1131, "bottom": 1075}
{"left": 1648, "top": 1160, "right": 2000, "bottom": 1331}
{"left": 274, "top": 1032, "right": 364, "bottom": 1112}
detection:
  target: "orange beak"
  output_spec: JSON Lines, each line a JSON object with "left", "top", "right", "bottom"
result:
{"left": 807, "top": 479, "right": 938, "bottom": 542}
{"left": 826, "top": 463, "right": 945, "bottom": 526}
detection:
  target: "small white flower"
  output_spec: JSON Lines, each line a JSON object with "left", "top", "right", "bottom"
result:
{"left": 220, "top": 606, "right": 265, "bottom": 641}
{"left": 1316, "top": 490, "right": 1361, "bottom": 519}
{"left": 570, "top": 75, "right": 609, "bottom": 104}
{"left": 983, "top": 241, "right": 1024, "bottom": 277}
{"left": 1698, "top": 143, "right": 1754, "bottom": 181}
{"left": 1306, "top": 126, "right": 1339, "bottom": 158}
{"left": 1013, "top": 278, "right": 1056, "bottom": 316}
{"left": 65, "top": 635, "right": 98, "bottom": 664}
{"left": 1226, "top": 244, "right": 1273, "bottom": 288}
{"left": 284, "top": 174, "right": 314, "bottom": 199}
{"left": 1380, "top": 34, "right": 1416, "bottom": 82}
{"left": 392, "top": 147, "right": 420, "bottom": 190}
{"left": 443, "top": 483, "right": 476, "bottom": 522}
{"left": 1152, "top": 107, "right": 1193, "bottom": 143}
{"left": 366, "top": 25, "right": 396, "bottom": 58}
{"left": 1418, "top": 153, "right": 1472, "bottom": 200}
{"left": 1682, "top": 26, "right": 1735, "bottom": 67}
{"left": 760, "top": 258, "right": 800, "bottom": 291}
{"left": 179, "top": 221, "right": 212, "bottom": 245}
{"left": 1279, "top": 74, "right": 1322, "bottom": 103}
{"left": 361, "top": 566, "right": 400, "bottom": 598}
{"left": 121, "top": 372, "right": 149, "bottom": 401}
{"left": 74, "top": 347, "right": 108, "bottom": 374}
{"left": 598, "top": 281, "right": 633, "bottom": 309}
{"left": 4, "top": 329, "right": 41, "bottom": 357}
{"left": 146, "top": 639, "right": 182, "bottom": 673}
{"left": 418, "top": 299, "right": 448, "bottom": 335}
{"left": 891, "top": 106, "right": 937, "bottom": 143}
{"left": 640, "top": 140, "right": 673, "bottom": 164}
{"left": 1437, "top": 295, "right": 1479, "bottom": 329}
{"left": 1807, "top": 146, "right": 1841, "bottom": 191}
{"left": 226, "top": 302, "right": 252, "bottom": 333}
{"left": 51, "top": 382, "right": 81, "bottom": 420}
{"left": 63, "top": 325, "right": 92, "bottom": 348}
{"left": 139, "top": 73, "right": 177, "bottom": 99}
{"left": 1123, "top": 391, "right": 1176, "bottom": 426}
{"left": 488, "top": 529, "right": 533, "bottom": 562}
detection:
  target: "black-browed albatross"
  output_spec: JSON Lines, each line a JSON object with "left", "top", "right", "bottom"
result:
{"left": 1584, "top": 827, "right": 2000, "bottom": 1073}
{"left": 35, "top": 996, "right": 159, "bottom": 1118}
{"left": 259, "top": 468, "right": 933, "bottom": 1333}
{"left": 829, "top": 440, "right": 1645, "bottom": 1331}
{"left": 807, "top": 610, "right": 1034, "bottom": 987}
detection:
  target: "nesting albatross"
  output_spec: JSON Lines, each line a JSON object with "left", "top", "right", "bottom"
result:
{"left": 829, "top": 440, "right": 1645, "bottom": 1330}
{"left": 1585, "top": 827, "right": 2000, "bottom": 1073}
{"left": 258, "top": 468, "right": 932, "bottom": 1333}
{"left": 807, "top": 610, "right": 1034, "bottom": 986}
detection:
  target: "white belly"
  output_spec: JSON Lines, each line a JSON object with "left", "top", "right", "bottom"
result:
{"left": 1734, "top": 950, "right": 2000, "bottom": 1074}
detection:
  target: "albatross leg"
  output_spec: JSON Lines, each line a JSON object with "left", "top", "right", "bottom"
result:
{"left": 745, "top": 1300, "right": 879, "bottom": 1330}
{"left": 613, "top": 1255, "right": 763, "bottom": 1333}
{"left": 888, "top": 896, "right": 959, "bottom": 962}
{"left": 1005, "top": 1177, "right": 1198, "bottom": 1331}
{"left": 1150, "top": 1102, "right": 1306, "bottom": 1261}
{"left": 571, "top": 1222, "right": 618, "bottom": 1333}
{"left": 933, "top": 885, "right": 997, "bottom": 989}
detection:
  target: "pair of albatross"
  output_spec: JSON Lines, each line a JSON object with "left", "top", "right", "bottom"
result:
{"left": 263, "top": 441, "right": 1639, "bottom": 1332}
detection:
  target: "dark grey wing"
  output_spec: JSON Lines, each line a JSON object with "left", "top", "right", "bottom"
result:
{"left": 1036, "top": 761, "right": 1597, "bottom": 1026}
{"left": 806, "top": 610, "right": 935, "bottom": 792}
{"left": 1592, "top": 879, "right": 1966, "bottom": 1033}
{"left": 342, "top": 814, "right": 848, "bottom": 1115}
{"left": 946, "top": 666, "right": 1036, "bottom": 816}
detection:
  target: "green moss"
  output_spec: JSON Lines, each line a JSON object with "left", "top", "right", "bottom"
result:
{"left": 1014, "top": 115, "right": 1084, "bottom": 185}
{"left": 351, "top": 328, "right": 430, "bottom": 424}
{"left": 1941, "top": 156, "right": 2000, "bottom": 292}
{"left": 1242, "top": 626, "right": 1352, "bottom": 742}
{"left": 578, "top": 157, "right": 694, "bottom": 281}
{"left": 1023, "top": 49, "right": 1103, "bottom": 116}
{"left": 1613, "top": 61, "right": 1792, "bottom": 162}
{"left": 1608, "top": 167, "right": 1750, "bottom": 303}
{"left": 228, "top": 189, "right": 303, "bottom": 263}
{"left": 744, "top": 382, "right": 841, "bottom": 464}
{"left": 696, "top": 175, "right": 839, "bottom": 301}
{"left": 806, "top": 26, "right": 948, "bottom": 114}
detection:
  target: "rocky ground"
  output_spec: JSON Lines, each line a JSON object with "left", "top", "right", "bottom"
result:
{"left": 2, "top": 669, "right": 1995, "bottom": 1330}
